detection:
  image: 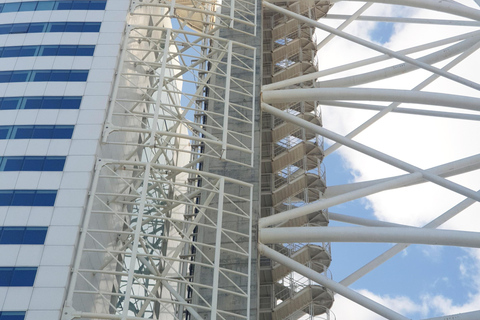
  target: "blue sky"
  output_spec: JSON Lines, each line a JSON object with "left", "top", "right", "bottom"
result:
{"left": 318, "top": 2, "right": 480, "bottom": 318}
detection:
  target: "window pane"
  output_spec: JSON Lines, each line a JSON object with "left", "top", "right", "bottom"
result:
{"left": 2, "top": 47, "right": 21, "bottom": 57}
{"left": 0, "top": 191, "right": 13, "bottom": 205}
{"left": 19, "top": 2, "right": 37, "bottom": 11}
{"left": 32, "top": 70, "right": 51, "bottom": 82}
{"left": 11, "top": 267, "right": 37, "bottom": 286}
{"left": 10, "top": 71, "right": 30, "bottom": 82}
{"left": 19, "top": 46, "right": 37, "bottom": 57}
{"left": 48, "top": 22, "right": 66, "bottom": 32}
{"left": 40, "top": 45, "right": 58, "bottom": 56}
{"left": 0, "top": 311, "right": 26, "bottom": 320}
{"left": 62, "top": 97, "right": 81, "bottom": 109}
{"left": 1, "top": 98, "right": 20, "bottom": 110}
{"left": 23, "top": 227, "right": 48, "bottom": 244}
{"left": 43, "top": 97, "right": 63, "bottom": 109}
{"left": 72, "top": 2, "right": 89, "bottom": 10}
{"left": 0, "top": 268, "right": 14, "bottom": 286}
{"left": 64, "top": 23, "right": 83, "bottom": 33}
{"left": 43, "top": 157, "right": 66, "bottom": 171}
{"left": 56, "top": 1, "right": 73, "bottom": 10}
{"left": 51, "top": 71, "right": 70, "bottom": 81}
{"left": 10, "top": 23, "right": 29, "bottom": 34}
{"left": 0, "top": 127, "right": 11, "bottom": 139}
{"left": 24, "top": 97, "right": 43, "bottom": 109}
{"left": 12, "top": 191, "right": 36, "bottom": 206}
{"left": 33, "top": 191, "right": 57, "bottom": 206}
{"left": 53, "top": 126, "right": 74, "bottom": 138}
{"left": 0, "top": 227, "right": 24, "bottom": 244}
{"left": 32, "top": 126, "right": 54, "bottom": 139}
{"left": 82, "top": 22, "right": 101, "bottom": 32}
{"left": 37, "top": 2, "right": 55, "bottom": 10}
{"left": 3, "top": 157, "right": 24, "bottom": 171}
{"left": 57, "top": 45, "right": 77, "bottom": 56}
{"left": 0, "top": 71, "right": 12, "bottom": 83}
{"left": 0, "top": 25, "right": 13, "bottom": 35}
{"left": 22, "top": 157, "right": 45, "bottom": 170}
{"left": 28, "top": 22, "right": 47, "bottom": 33}
{"left": 13, "top": 126, "right": 34, "bottom": 139}
{"left": 89, "top": 1, "right": 107, "bottom": 10}
{"left": 69, "top": 70, "right": 88, "bottom": 81}
{"left": 75, "top": 45, "right": 95, "bottom": 56}
{"left": 2, "top": 3, "right": 20, "bottom": 12}
{"left": 0, "top": 4, "right": 4, "bottom": 13}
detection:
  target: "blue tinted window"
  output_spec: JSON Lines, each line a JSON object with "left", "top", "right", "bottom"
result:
{"left": 50, "top": 71, "right": 70, "bottom": 81}
{"left": 0, "top": 191, "right": 13, "bottom": 206}
{"left": 0, "top": 311, "right": 26, "bottom": 320}
{"left": 37, "top": 2, "right": 55, "bottom": 10}
{"left": 2, "top": 157, "right": 24, "bottom": 171}
{"left": 13, "top": 126, "right": 34, "bottom": 139}
{"left": 43, "top": 157, "right": 66, "bottom": 171}
{"left": 2, "top": 47, "right": 21, "bottom": 57}
{"left": 12, "top": 190, "right": 35, "bottom": 206}
{"left": 76, "top": 45, "right": 95, "bottom": 56}
{"left": 48, "top": 22, "right": 65, "bottom": 33}
{"left": 69, "top": 70, "right": 89, "bottom": 81}
{"left": 40, "top": 45, "right": 58, "bottom": 56}
{"left": 56, "top": 1, "right": 72, "bottom": 10}
{"left": 33, "top": 190, "right": 57, "bottom": 206}
{"left": 89, "top": 2, "right": 107, "bottom": 10}
{"left": 19, "top": 2, "right": 37, "bottom": 12}
{"left": 0, "top": 24, "right": 12, "bottom": 34}
{"left": 0, "top": 267, "right": 37, "bottom": 286}
{"left": 42, "top": 97, "right": 63, "bottom": 109}
{"left": 10, "top": 71, "right": 29, "bottom": 82}
{"left": 0, "top": 227, "right": 47, "bottom": 244}
{"left": 23, "top": 97, "right": 43, "bottom": 109}
{"left": 1, "top": 98, "right": 20, "bottom": 110}
{"left": 0, "top": 45, "right": 95, "bottom": 58}
{"left": 62, "top": 97, "right": 82, "bottom": 109}
{"left": 0, "top": 227, "right": 24, "bottom": 244}
{"left": 53, "top": 126, "right": 74, "bottom": 138}
{"left": 32, "top": 70, "right": 51, "bottom": 82}
{"left": 72, "top": 1, "right": 89, "bottom": 10}
{"left": 11, "top": 267, "right": 37, "bottom": 286}
{"left": 65, "top": 22, "right": 84, "bottom": 33}
{"left": 2, "top": 3, "right": 20, "bottom": 12}
{"left": 0, "top": 127, "right": 11, "bottom": 139}
{"left": 32, "top": 126, "right": 54, "bottom": 139}
{"left": 10, "top": 23, "right": 28, "bottom": 34}
{"left": 57, "top": 45, "right": 77, "bottom": 56}
{"left": 22, "top": 157, "right": 45, "bottom": 170}
{"left": 19, "top": 46, "right": 37, "bottom": 56}
{"left": 28, "top": 23, "right": 46, "bottom": 33}
{"left": 0, "top": 71, "right": 12, "bottom": 82}
{"left": 82, "top": 22, "right": 101, "bottom": 32}
{"left": 23, "top": 227, "right": 48, "bottom": 244}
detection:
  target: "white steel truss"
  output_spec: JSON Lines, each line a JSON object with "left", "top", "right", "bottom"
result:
{"left": 61, "top": 0, "right": 480, "bottom": 320}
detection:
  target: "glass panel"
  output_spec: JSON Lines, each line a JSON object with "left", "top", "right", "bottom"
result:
{"left": 1, "top": 98, "right": 20, "bottom": 110}
{"left": 19, "top": 2, "right": 37, "bottom": 11}
{"left": 22, "top": 157, "right": 45, "bottom": 170}
{"left": 72, "top": 1, "right": 89, "bottom": 10}
{"left": 0, "top": 191, "right": 13, "bottom": 205}
{"left": 75, "top": 45, "right": 95, "bottom": 56}
{"left": 40, "top": 45, "right": 58, "bottom": 56}
{"left": 64, "top": 22, "right": 83, "bottom": 33}
{"left": 0, "top": 127, "right": 11, "bottom": 139}
{"left": 51, "top": 71, "right": 70, "bottom": 81}
{"left": 13, "top": 126, "right": 34, "bottom": 139}
{"left": 0, "top": 25, "right": 13, "bottom": 35}
{"left": 10, "top": 71, "right": 30, "bottom": 82}
{"left": 0, "top": 227, "right": 24, "bottom": 244}
{"left": 10, "top": 23, "right": 29, "bottom": 34}
{"left": 32, "top": 70, "right": 51, "bottom": 82}
{"left": 33, "top": 191, "right": 57, "bottom": 206}
{"left": 69, "top": 70, "right": 88, "bottom": 81}
{"left": 53, "top": 126, "right": 74, "bottom": 138}
{"left": 28, "top": 22, "right": 47, "bottom": 33}
{"left": 19, "top": 46, "right": 37, "bottom": 57}
{"left": 82, "top": 22, "right": 101, "bottom": 32}
{"left": 88, "top": 1, "right": 107, "bottom": 10}
{"left": 12, "top": 191, "right": 36, "bottom": 206}
{"left": 3, "top": 157, "right": 24, "bottom": 171}
{"left": 43, "top": 97, "right": 63, "bottom": 109}
{"left": 0, "top": 71, "right": 12, "bottom": 83}
{"left": 24, "top": 97, "right": 43, "bottom": 109}
{"left": 32, "top": 126, "right": 54, "bottom": 139}
{"left": 48, "top": 22, "right": 66, "bottom": 32}
{"left": 23, "top": 227, "right": 48, "bottom": 244}
{"left": 62, "top": 97, "right": 81, "bottom": 109}
{"left": 0, "top": 268, "right": 14, "bottom": 286}
{"left": 43, "top": 157, "right": 66, "bottom": 171}
{"left": 57, "top": 45, "right": 77, "bottom": 56}
{"left": 2, "top": 3, "right": 20, "bottom": 12}
{"left": 0, "top": 311, "right": 26, "bottom": 320}
{"left": 10, "top": 267, "right": 37, "bottom": 286}
{"left": 2, "top": 47, "right": 21, "bottom": 57}
{"left": 37, "top": 2, "right": 55, "bottom": 10}
{"left": 56, "top": 1, "right": 73, "bottom": 10}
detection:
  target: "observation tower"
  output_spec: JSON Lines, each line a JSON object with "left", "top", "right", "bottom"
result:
{"left": 0, "top": 1, "right": 480, "bottom": 320}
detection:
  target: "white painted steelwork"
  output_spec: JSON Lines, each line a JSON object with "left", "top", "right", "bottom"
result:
{"left": 260, "top": 1, "right": 480, "bottom": 320}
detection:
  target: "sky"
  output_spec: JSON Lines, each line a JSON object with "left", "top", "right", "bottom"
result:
{"left": 312, "top": 1, "right": 480, "bottom": 319}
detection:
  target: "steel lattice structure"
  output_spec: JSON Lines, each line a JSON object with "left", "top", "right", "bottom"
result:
{"left": 61, "top": 1, "right": 480, "bottom": 320}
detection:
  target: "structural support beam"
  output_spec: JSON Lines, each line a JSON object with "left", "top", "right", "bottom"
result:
{"left": 258, "top": 244, "right": 410, "bottom": 320}
{"left": 260, "top": 227, "right": 480, "bottom": 248}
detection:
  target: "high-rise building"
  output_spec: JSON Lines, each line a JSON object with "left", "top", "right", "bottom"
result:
{"left": 1, "top": 1, "right": 480, "bottom": 320}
